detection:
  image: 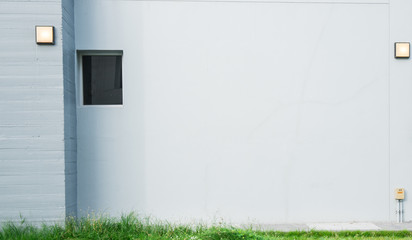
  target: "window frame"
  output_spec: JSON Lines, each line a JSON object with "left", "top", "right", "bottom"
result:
{"left": 76, "top": 50, "right": 124, "bottom": 108}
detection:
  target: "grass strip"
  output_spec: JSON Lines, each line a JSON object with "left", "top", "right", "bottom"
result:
{"left": 1, "top": 213, "right": 412, "bottom": 240}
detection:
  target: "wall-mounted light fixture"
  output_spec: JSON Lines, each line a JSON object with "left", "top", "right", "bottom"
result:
{"left": 36, "top": 26, "right": 54, "bottom": 45}
{"left": 395, "top": 42, "right": 410, "bottom": 58}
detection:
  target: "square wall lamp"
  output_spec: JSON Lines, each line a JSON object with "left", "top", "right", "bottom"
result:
{"left": 395, "top": 42, "right": 410, "bottom": 58}
{"left": 36, "top": 26, "right": 54, "bottom": 45}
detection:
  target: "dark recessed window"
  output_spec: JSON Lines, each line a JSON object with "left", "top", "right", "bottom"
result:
{"left": 82, "top": 55, "right": 123, "bottom": 105}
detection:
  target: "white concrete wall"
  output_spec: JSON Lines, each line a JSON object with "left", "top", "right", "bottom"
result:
{"left": 390, "top": 0, "right": 412, "bottom": 223}
{"left": 75, "top": 0, "right": 407, "bottom": 223}
{"left": 0, "top": 0, "right": 65, "bottom": 223}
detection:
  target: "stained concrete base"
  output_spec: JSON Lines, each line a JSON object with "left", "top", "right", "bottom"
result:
{"left": 244, "top": 222, "right": 412, "bottom": 232}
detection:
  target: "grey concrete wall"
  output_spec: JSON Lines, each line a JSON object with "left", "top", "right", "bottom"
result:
{"left": 3, "top": 0, "right": 412, "bottom": 225}
{"left": 389, "top": 0, "right": 412, "bottom": 222}
{"left": 0, "top": 0, "right": 75, "bottom": 223}
{"left": 62, "top": 0, "right": 77, "bottom": 218}
{"left": 75, "top": 0, "right": 394, "bottom": 223}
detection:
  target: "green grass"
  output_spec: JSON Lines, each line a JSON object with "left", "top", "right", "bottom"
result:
{"left": 1, "top": 213, "right": 412, "bottom": 240}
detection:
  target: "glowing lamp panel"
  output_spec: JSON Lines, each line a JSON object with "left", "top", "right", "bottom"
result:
{"left": 395, "top": 42, "right": 410, "bottom": 58}
{"left": 36, "top": 26, "right": 54, "bottom": 44}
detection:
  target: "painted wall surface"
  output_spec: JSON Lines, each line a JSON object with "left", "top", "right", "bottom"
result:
{"left": 62, "top": 0, "right": 77, "bottom": 218}
{"left": 389, "top": 0, "right": 412, "bottom": 223}
{"left": 0, "top": 0, "right": 76, "bottom": 223}
{"left": 74, "top": 0, "right": 412, "bottom": 223}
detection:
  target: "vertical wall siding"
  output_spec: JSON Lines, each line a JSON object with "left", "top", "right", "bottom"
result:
{"left": 62, "top": 0, "right": 77, "bottom": 218}
{"left": 0, "top": 0, "right": 68, "bottom": 223}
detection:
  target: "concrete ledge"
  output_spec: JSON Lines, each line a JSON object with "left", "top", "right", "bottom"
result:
{"left": 246, "top": 222, "right": 412, "bottom": 232}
